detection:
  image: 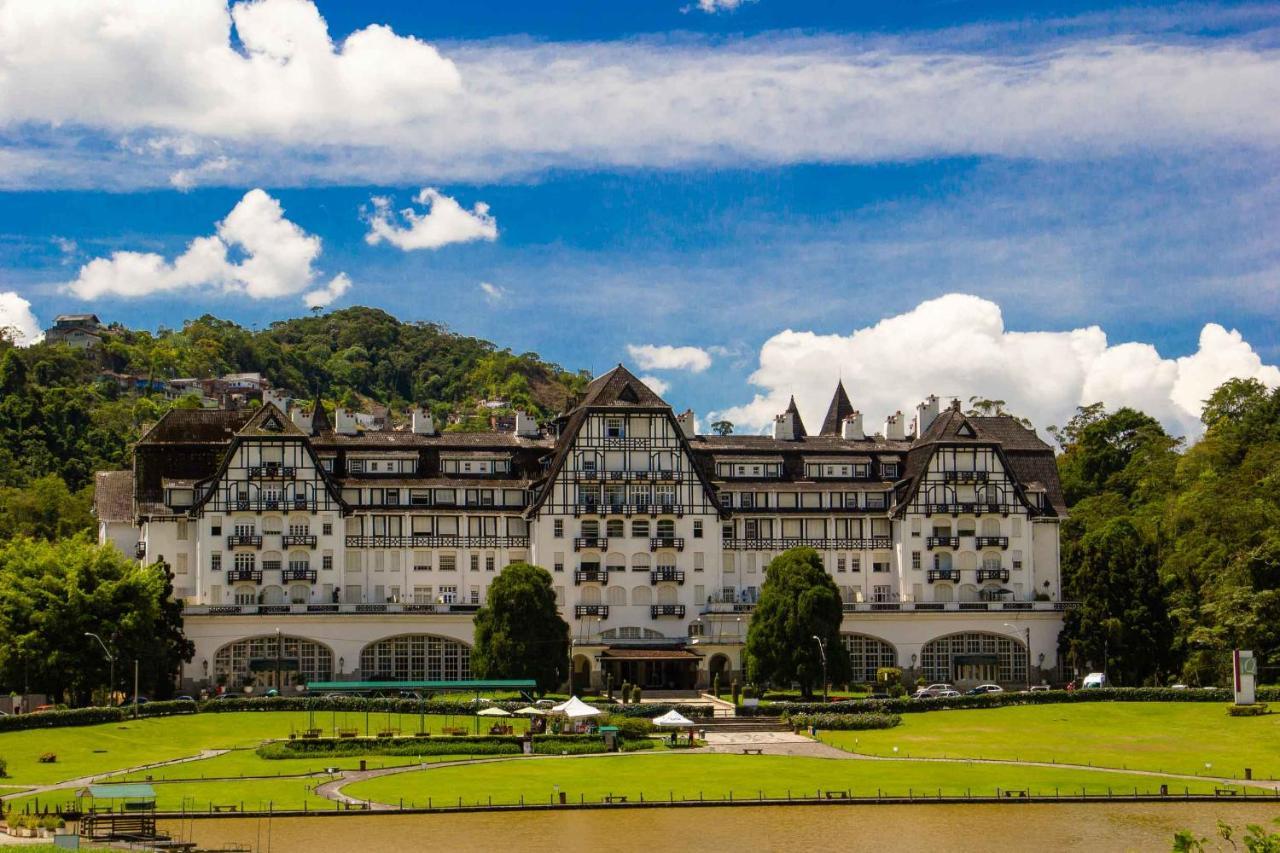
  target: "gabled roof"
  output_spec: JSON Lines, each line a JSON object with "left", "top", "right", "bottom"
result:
{"left": 236, "top": 403, "right": 305, "bottom": 438}
{"left": 137, "top": 408, "right": 254, "bottom": 444}
{"left": 93, "top": 471, "right": 134, "bottom": 522}
{"left": 819, "top": 381, "right": 854, "bottom": 435}
{"left": 783, "top": 396, "right": 808, "bottom": 438}
{"left": 575, "top": 364, "right": 669, "bottom": 411}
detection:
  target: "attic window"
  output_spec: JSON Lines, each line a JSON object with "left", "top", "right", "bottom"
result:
{"left": 617, "top": 383, "right": 640, "bottom": 404}
{"left": 262, "top": 416, "right": 283, "bottom": 432}
{"left": 956, "top": 423, "right": 976, "bottom": 437}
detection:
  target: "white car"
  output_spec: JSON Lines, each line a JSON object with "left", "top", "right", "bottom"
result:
{"left": 936, "top": 689, "right": 962, "bottom": 698}
{"left": 922, "top": 683, "right": 954, "bottom": 696}
{"left": 1028, "top": 685, "right": 1051, "bottom": 693}
{"left": 966, "top": 684, "right": 1003, "bottom": 695}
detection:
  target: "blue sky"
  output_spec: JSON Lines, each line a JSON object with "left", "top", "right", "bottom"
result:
{"left": 0, "top": 0, "right": 1277, "bottom": 437}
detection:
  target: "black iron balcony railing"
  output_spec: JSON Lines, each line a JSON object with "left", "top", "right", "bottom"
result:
{"left": 722, "top": 537, "right": 893, "bottom": 551}
{"left": 943, "top": 470, "right": 989, "bottom": 483}
{"left": 650, "top": 604, "right": 686, "bottom": 618}
{"left": 227, "top": 568, "right": 263, "bottom": 583}
{"left": 574, "top": 604, "right": 609, "bottom": 619}
{"left": 650, "top": 568, "right": 685, "bottom": 585}
{"left": 248, "top": 465, "right": 296, "bottom": 479}
{"left": 925, "top": 502, "right": 1017, "bottom": 516}
{"left": 977, "top": 567, "right": 1011, "bottom": 582}
{"left": 926, "top": 536, "right": 959, "bottom": 549}
{"left": 574, "top": 537, "right": 608, "bottom": 552}
{"left": 649, "top": 537, "right": 684, "bottom": 552}
{"left": 282, "top": 534, "right": 317, "bottom": 548}
{"left": 227, "top": 534, "right": 263, "bottom": 548}
{"left": 282, "top": 568, "right": 318, "bottom": 583}
{"left": 927, "top": 568, "right": 960, "bottom": 583}
{"left": 974, "top": 536, "right": 1010, "bottom": 549}
{"left": 343, "top": 535, "right": 530, "bottom": 549}
{"left": 574, "top": 569, "right": 609, "bottom": 586}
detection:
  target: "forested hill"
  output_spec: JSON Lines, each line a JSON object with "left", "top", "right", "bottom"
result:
{"left": 0, "top": 307, "right": 588, "bottom": 496}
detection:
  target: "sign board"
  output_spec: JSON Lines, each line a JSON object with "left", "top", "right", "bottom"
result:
{"left": 1233, "top": 650, "right": 1256, "bottom": 705}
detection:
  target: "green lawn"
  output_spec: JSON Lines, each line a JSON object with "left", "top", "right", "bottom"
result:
{"left": 344, "top": 753, "right": 1256, "bottom": 808}
{"left": 0, "top": 711, "right": 526, "bottom": 786}
{"left": 6, "top": 776, "right": 336, "bottom": 814}
{"left": 108, "top": 749, "right": 485, "bottom": 782}
{"left": 815, "top": 703, "right": 1280, "bottom": 778}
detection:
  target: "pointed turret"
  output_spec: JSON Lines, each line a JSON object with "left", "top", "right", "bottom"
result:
{"left": 309, "top": 396, "right": 331, "bottom": 435}
{"left": 785, "top": 395, "right": 807, "bottom": 438}
{"left": 820, "top": 381, "right": 854, "bottom": 436}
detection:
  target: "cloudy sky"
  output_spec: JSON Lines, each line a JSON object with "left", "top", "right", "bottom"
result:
{"left": 0, "top": 0, "right": 1277, "bottom": 438}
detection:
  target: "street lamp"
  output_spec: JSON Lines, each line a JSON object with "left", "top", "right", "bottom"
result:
{"left": 84, "top": 632, "right": 115, "bottom": 707}
{"left": 1003, "top": 622, "right": 1032, "bottom": 691}
{"left": 812, "top": 635, "right": 829, "bottom": 702}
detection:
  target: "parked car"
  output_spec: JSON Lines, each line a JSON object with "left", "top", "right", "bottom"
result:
{"left": 936, "top": 689, "right": 962, "bottom": 698}
{"left": 122, "top": 696, "right": 150, "bottom": 706}
{"left": 1082, "top": 672, "right": 1107, "bottom": 689}
{"left": 965, "top": 684, "right": 1003, "bottom": 695}
{"left": 910, "top": 689, "right": 934, "bottom": 700}
{"left": 1028, "top": 684, "right": 1051, "bottom": 692}
{"left": 1170, "top": 684, "right": 1189, "bottom": 690}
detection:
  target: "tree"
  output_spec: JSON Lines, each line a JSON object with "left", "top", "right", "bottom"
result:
{"left": 745, "top": 548, "right": 850, "bottom": 698}
{"left": 1060, "top": 518, "right": 1170, "bottom": 685}
{"left": 710, "top": 420, "right": 734, "bottom": 436}
{"left": 0, "top": 538, "right": 193, "bottom": 703}
{"left": 471, "top": 562, "right": 570, "bottom": 694}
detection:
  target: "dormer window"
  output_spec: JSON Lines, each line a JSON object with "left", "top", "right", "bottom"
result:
{"left": 606, "top": 418, "right": 625, "bottom": 438}
{"left": 882, "top": 464, "right": 899, "bottom": 479}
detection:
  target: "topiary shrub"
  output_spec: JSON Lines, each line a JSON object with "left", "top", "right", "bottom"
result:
{"left": 731, "top": 679, "right": 741, "bottom": 705}
{"left": 37, "top": 753, "right": 56, "bottom": 763}
{"left": 741, "top": 685, "right": 756, "bottom": 700}
{"left": 632, "top": 686, "right": 642, "bottom": 703}
{"left": 789, "top": 712, "right": 901, "bottom": 730}
{"left": 620, "top": 682, "right": 631, "bottom": 704}
{"left": 712, "top": 673, "right": 720, "bottom": 698}
{"left": 606, "top": 715, "right": 655, "bottom": 739}
{"left": 0, "top": 755, "right": 7, "bottom": 777}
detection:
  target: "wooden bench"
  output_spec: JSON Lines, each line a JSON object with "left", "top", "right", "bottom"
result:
{"left": 1215, "top": 788, "right": 1239, "bottom": 797}
{"left": 377, "top": 729, "right": 399, "bottom": 738}
{"left": 337, "top": 728, "right": 360, "bottom": 739}
{"left": 341, "top": 801, "right": 370, "bottom": 811}
{"left": 413, "top": 731, "right": 432, "bottom": 738}
{"left": 301, "top": 729, "right": 323, "bottom": 740}
{"left": 603, "top": 795, "right": 628, "bottom": 803}
{"left": 211, "top": 804, "right": 239, "bottom": 813}
{"left": 824, "top": 790, "right": 851, "bottom": 799}
{"left": 444, "top": 727, "right": 470, "bottom": 736}
{"left": 741, "top": 748, "right": 764, "bottom": 755}
{"left": 1002, "top": 789, "right": 1029, "bottom": 799}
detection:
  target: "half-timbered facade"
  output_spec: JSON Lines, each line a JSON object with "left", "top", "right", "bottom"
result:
{"left": 100, "top": 367, "right": 1070, "bottom": 693}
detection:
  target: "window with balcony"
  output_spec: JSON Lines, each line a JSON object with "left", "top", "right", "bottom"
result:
{"left": 606, "top": 417, "right": 625, "bottom": 438}
{"left": 606, "top": 519, "right": 624, "bottom": 538}
{"left": 632, "top": 520, "right": 650, "bottom": 538}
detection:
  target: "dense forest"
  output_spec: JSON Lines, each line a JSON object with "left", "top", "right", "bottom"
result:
{"left": 0, "top": 306, "right": 588, "bottom": 494}
{"left": 1055, "top": 378, "right": 1280, "bottom": 686}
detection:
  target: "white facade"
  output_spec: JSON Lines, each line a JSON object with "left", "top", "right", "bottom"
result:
{"left": 110, "top": 369, "right": 1070, "bottom": 693}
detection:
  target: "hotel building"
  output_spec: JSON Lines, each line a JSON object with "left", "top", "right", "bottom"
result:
{"left": 95, "top": 366, "right": 1070, "bottom": 693}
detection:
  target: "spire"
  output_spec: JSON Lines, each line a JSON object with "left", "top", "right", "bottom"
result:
{"left": 785, "top": 395, "right": 808, "bottom": 438}
{"left": 820, "top": 380, "right": 854, "bottom": 436}
{"left": 309, "top": 396, "right": 331, "bottom": 435}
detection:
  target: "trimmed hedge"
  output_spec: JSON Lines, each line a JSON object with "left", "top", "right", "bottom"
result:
{"left": 788, "top": 712, "right": 901, "bottom": 731}
{"left": 258, "top": 733, "right": 622, "bottom": 760}
{"left": 0, "top": 699, "right": 198, "bottom": 732}
{"left": 739, "top": 686, "right": 1280, "bottom": 717}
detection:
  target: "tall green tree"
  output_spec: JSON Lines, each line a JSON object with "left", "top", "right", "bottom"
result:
{"left": 1061, "top": 518, "right": 1171, "bottom": 685}
{"left": 471, "top": 562, "right": 570, "bottom": 695}
{"left": 745, "top": 548, "right": 850, "bottom": 698}
{"left": 0, "top": 538, "right": 193, "bottom": 703}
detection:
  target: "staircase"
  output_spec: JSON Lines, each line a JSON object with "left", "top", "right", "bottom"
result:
{"left": 697, "top": 715, "right": 791, "bottom": 733}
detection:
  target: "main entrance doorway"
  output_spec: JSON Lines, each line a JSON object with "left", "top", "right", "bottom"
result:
{"left": 600, "top": 648, "right": 701, "bottom": 690}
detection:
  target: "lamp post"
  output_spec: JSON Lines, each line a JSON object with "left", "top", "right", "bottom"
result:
{"left": 1003, "top": 622, "right": 1032, "bottom": 692}
{"left": 812, "top": 635, "right": 829, "bottom": 702}
{"left": 84, "top": 632, "right": 115, "bottom": 707}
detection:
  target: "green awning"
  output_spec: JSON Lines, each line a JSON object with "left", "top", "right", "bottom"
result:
{"left": 82, "top": 783, "right": 156, "bottom": 800}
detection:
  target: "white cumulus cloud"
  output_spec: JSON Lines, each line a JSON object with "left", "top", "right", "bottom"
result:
{"left": 63, "top": 188, "right": 347, "bottom": 307}
{"left": 304, "top": 273, "right": 352, "bottom": 310}
{"left": 627, "top": 344, "right": 713, "bottom": 373}
{"left": 712, "top": 294, "right": 1280, "bottom": 439}
{"left": 685, "top": 0, "right": 756, "bottom": 12}
{"left": 0, "top": 291, "right": 42, "bottom": 345}
{"left": 478, "top": 282, "right": 508, "bottom": 305}
{"left": 639, "top": 375, "right": 671, "bottom": 397}
{"left": 364, "top": 189, "right": 498, "bottom": 251}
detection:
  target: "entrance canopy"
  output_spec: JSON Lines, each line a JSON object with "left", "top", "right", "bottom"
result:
{"left": 600, "top": 649, "right": 700, "bottom": 662}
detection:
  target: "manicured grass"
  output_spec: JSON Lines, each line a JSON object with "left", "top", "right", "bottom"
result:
{"left": 6, "top": 776, "right": 335, "bottom": 814}
{"left": 815, "top": 703, "right": 1280, "bottom": 778}
{"left": 108, "top": 750, "right": 482, "bottom": 782}
{"left": 344, "top": 753, "right": 1257, "bottom": 808}
{"left": 0, "top": 712, "right": 525, "bottom": 786}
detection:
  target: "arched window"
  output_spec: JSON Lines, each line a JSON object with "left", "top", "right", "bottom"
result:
{"left": 920, "top": 631, "right": 1026, "bottom": 684}
{"left": 840, "top": 634, "right": 897, "bottom": 683}
{"left": 657, "top": 585, "right": 677, "bottom": 605}
{"left": 631, "top": 553, "right": 651, "bottom": 572}
{"left": 214, "top": 635, "right": 333, "bottom": 685}
{"left": 234, "top": 585, "right": 256, "bottom": 605}
{"left": 607, "top": 585, "right": 626, "bottom": 605}
{"left": 606, "top": 552, "right": 627, "bottom": 573}
{"left": 581, "top": 586, "right": 602, "bottom": 605}
{"left": 289, "top": 584, "right": 310, "bottom": 604}
{"left": 934, "top": 584, "right": 953, "bottom": 603}
{"left": 958, "top": 551, "right": 977, "bottom": 572}
{"left": 982, "top": 552, "right": 1002, "bottom": 571}
{"left": 631, "top": 586, "right": 652, "bottom": 606}
{"left": 933, "top": 552, "right": 953, "bottom": 572}
{"left": 981, "top": 518, "right": 1001, "bottom": 537}
{"left": 360, "top": 634, "right": 472, "bottom": 681}
{"left": 259, "top": 585, "right": 284, "bottom": 605}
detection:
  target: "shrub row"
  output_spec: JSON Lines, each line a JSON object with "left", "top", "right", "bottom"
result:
{"left": 740, "top": 686, "right": 1277, "bottom": 717}
{"left": 787, "top": 712, "right": 902, "bottom": 731}
{"left": 0, "top": 700, "right": 195, "bottom": 733}
{"left": 258, "top": 733, "right": 616, "bottom": 760}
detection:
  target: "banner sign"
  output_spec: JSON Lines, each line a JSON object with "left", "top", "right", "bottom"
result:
{"left": 1233, "top": 650, "right": 1257, "bottom": 706}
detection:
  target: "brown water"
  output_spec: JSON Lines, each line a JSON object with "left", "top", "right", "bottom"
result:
{"left": 161, "top": 802, "right": 1280, "bottom": 852}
